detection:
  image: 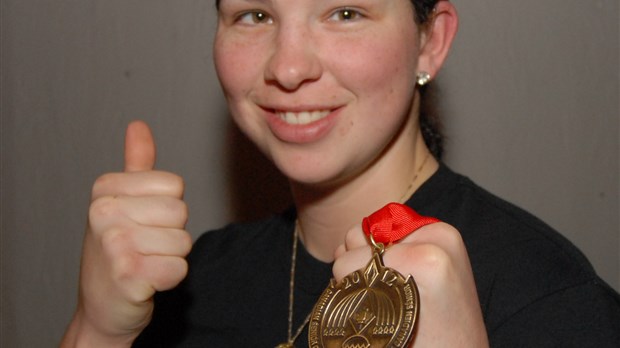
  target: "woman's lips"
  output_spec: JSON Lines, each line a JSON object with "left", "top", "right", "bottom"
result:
{"left": 265, "top": 107, "right": 341, "bottom": 144}
{"left": 276, "top": 110, "right": 330, "bottom": 125}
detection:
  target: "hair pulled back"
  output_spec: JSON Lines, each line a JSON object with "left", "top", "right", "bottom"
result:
{"left": 412, "top": 0, "right": 444, "bottom": 159}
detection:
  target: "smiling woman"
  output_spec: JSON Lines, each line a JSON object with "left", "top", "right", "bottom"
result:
{"left": 56, "top": 0, "right": 620, "bottom": 347}
{"left": 213, "top": 0, "right": 438, "bottom": 191}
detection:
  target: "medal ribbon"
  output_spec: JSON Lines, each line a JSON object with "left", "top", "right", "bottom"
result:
{"left": 362, "top": 202, "right": 440, "bottom": 245}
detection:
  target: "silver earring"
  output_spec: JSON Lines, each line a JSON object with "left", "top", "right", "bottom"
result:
{"left": 416, "top": 72, "right": 431, "bottom": 86}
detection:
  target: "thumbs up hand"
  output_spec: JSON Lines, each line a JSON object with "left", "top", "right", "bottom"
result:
{"left": 62, "top": 121, "right": 192, "bottom": 347}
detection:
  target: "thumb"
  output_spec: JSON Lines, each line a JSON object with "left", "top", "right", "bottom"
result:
{"left": 124, "top": 120, "right": 156, "bottom": 172}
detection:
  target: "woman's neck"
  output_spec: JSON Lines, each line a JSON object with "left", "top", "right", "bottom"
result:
{"left": 291, "top": 123, "right": 439, "bottom": 262}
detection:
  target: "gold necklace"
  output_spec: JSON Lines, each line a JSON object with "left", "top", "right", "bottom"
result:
{"left": 276, "top": 222, "right": 311, "bottom": 348}
{"left": 398, "top": 151, "right": 431, "bottom": 203}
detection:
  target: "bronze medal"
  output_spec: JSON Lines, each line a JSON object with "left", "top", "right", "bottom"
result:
{"left": 308, "top": 249, "right": 419, "bottom": 348}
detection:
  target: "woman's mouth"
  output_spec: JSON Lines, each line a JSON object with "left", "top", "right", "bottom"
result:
{"left": 264, "top": 107, "right": 342, "bottom": 144}
{"left": 276, "top": 110, "right": 331, "bottom": 125}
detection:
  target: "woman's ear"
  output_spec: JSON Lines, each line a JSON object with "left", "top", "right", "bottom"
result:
{"left": 416, "top": 1, "right": 459, "bottom": 79}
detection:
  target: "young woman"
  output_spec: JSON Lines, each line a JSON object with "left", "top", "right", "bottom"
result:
{"left": 62, "top": 0, "right": 620, "bottom": 347}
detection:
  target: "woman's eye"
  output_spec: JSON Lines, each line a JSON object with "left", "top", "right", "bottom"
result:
{"left": 237, "top": 11, "right": 273, "bottom": 25}
{"left": 329, "top": 8, "right": 363, "bottom": 22}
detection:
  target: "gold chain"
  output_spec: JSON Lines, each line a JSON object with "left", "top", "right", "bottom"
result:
{"left": 398, "top": 151, "right": 431, "bottom": 203}
{"left": 276, "top": 223, "right": 311, "bottom": 348}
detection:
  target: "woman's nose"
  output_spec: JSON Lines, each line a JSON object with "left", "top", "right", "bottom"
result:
{"left": 264, "top": 25, "right": 323, "bottom": 91}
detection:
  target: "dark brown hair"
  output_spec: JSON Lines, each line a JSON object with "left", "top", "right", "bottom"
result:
{"left": 412, "top": 0, "right": 440, "bottom": 24}
{"left": 411, "top": 0, "right": 444, "bottom": 159}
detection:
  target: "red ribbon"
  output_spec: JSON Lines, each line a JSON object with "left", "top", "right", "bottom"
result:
{"left": 362, "top": 203, "right": 440, "bottom": 245}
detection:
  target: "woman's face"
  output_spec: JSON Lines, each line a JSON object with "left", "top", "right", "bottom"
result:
{"left": 214, "top": 0, "right": 424, "bottom": 186}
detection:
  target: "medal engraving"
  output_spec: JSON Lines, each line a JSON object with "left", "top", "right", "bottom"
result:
{"left": 309, "top": 252, "right": 419, "bottom": 348}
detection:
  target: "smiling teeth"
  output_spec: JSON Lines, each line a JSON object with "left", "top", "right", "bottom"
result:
{"left": 278, "top": 110, "right": 330, "bottom": 125}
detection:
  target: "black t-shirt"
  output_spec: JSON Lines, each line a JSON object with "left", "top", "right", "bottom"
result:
{"left": 135, "top": 165, "right": 620, "bottom": 347}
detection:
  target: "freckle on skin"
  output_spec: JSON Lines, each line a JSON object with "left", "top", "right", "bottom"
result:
{"left": 339, "top": 121, "right": 354, "bottom": 137}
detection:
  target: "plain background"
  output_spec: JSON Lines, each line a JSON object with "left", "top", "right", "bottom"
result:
{"left": 1, "top": 0, "right": 618, "bottom": 346}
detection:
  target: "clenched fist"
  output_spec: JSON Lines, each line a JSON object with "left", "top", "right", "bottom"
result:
{"left": 333, "top": 221, "right": 489, "bottom": 348}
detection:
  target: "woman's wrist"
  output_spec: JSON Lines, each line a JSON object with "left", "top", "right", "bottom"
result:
{"left": 60, "top": 310, "right": 136, "bottom": 348}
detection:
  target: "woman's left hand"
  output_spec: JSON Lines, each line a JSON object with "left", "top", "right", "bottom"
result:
{"left": 333, "top": 222, "right": 489, "bottom": 348}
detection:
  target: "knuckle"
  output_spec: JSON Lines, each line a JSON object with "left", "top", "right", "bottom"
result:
{"left": 100, "top": 227, "right": 133, "bottom": 253}
{"left": 160, "top": 198, "right": 188, "bottom": 227}
{"left": 91, "top": 173, "right": 118, "bottom": 198}
{"left": 111, "top": 252, "right": 141, "bottom": 283}
{"left": 415, "top": 244, "right": 452, "bottom": 273}
{"left": 89, "top": 196, "right": 121, "bottom": 223}
{"left": 124, "top": 284, "right": 150, "bottom": 304}
{"left": 429, "top": 222, "right": 465, "bottom": 251}
{"left": 331, "top": 259, "right": 345, "bottom": 281}
{"left": 174, "top": 200, "right": 189, "bottom": 225}
{"left": 177, "top": 230, "right": 193, "bottom": 256}
{"left": 344, "top": 225, "right": 364, "bottom": 248}
{"left": 344, "top": 229, "right": 357, "bottom": 246}
{"left": 153, "top": 258, "right": 188, "bottom": 291}
{"left": 440, "top": 223, "right": 464, "bottom": 247}
{"left": 331, "top": 248, "right": 370, "bottom": 282}
{"left": 333, "top": 244, "right": 346, "bottom": 259}
{"left": 173, "top": 259, "right": 189, "bottom": 281}
{"left": 164, "top": 172, "right": 185, "bottom": 197}
{"left": 176, "top": 174, "right": 186, "bottom": 192}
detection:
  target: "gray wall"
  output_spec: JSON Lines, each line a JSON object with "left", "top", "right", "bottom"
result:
{"left": 1, "top": 0, "right": 618, "bottom": 346}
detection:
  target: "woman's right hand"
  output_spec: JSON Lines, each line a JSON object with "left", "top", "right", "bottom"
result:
{"left": 61, "top": 121, "right": 193, "bottom": 347}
